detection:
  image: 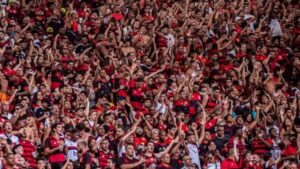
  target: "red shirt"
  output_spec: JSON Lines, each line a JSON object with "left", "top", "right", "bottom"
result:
{"left": 156, "top": 163, "right": 172, "bottom": 169}
{"left": 221, "top": 63, "right": 234, "bottom": 73}
{"left": 44, "top": 136, "right": 66, "bottom": 163}
{"left": 255, "top": 55, "right": 268, "bottom": 62}
{"left": 236, "top": 52, "right": 247, "bottom": 59}
{"left": 227, "top": 137, "right": 246, "bottom": 155}
{"left": 221, "top": 158, "right": 239, "bottom": 169}
{"left": 99, "top": 150, "right": 115, "bottom": 168}
{"left": 19, "top": 139, "right": 37, "bottom": 168}
{"left": 250, "top": 138, "right": 273, "bottom": 156}
{"left": 282, "top": 144, "right": 297, "bottom": 156}
{"left": 134, "top": 137, "right": 147, "bottom": 146}
{"left": 205, "top": 96, "right": 217, "bottom": 112}
{"left": 205, "top": 118, "right": 218, "bottom": 130}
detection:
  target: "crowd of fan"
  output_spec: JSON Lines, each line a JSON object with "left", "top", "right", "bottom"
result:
{"left": 0, "top": 0, "right": 300, "bottom": 169}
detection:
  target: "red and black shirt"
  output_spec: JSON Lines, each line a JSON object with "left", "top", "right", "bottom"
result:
{"left": 44, "top": 136, "right": 66, "bottom": 164}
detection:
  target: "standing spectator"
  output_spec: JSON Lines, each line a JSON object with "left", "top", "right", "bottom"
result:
{"left": 44, "top": 123, "right": 66, "bottom": 168}
{"left": 0, "top": 121, "right": 19, "bottom": 145}
{"left": 0, "top": 0, "right": 299, "bottom": 168}
{"left": 119, "top": 144, "right": 145, "bottom": 169}
{"left": 78, "top": 140, "right": 93, "bottom": 169}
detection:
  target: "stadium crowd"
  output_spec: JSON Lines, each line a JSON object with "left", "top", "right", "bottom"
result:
{"left": 0, "top": 0, "right": 300, "bottom": 168}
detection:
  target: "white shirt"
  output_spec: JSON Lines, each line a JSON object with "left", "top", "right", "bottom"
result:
{"left": 269, "top": 18, "right": 282, "bottom": 37}
{"left": 187, "top": 143, "right": 201, "bottom": 169}
{"left": 207, "top": 162, "right": 221, "bottom": 169}
{"left": 271, "top": 139, "right": 281, "bottom": 160}
{"left": 0, "top": 133, "right": 19, "bottom": 145}
{"left": 167, "top": 34, "right": 175, "bottom": 48}
{"left": 65, "top": 139, "right": 78, "bottom": 162}
{"left": 155, "top": 102, "right": 167, "bottom": 114}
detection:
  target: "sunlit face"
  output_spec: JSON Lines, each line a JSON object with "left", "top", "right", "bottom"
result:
{"left": 152, "top": 129, "right": 159, "bottom": 140}
{"left": 127, "top": 134, "right": 134, "bottom": 143}
{"left": 133, "top": 21, "right": 140, "bottom": 29}
{"left": 180, "top": 91, "right": 187, "bottom": 99}
{"left": 2, "top": 102, "right": 9, "bottom": 111}
{"left": 246, "top": 114, "right": 252, "bottom": 122}
{"left": 284, "top": 119, "right": 292, "bottom": 127}
{"left": 15, "top": 146, "right": 24, "bottom": 155}
{"left": 147, "top": 142, "right": 154, "bottom": 152}
{"left": 54, "top": 124, "right": 63, "bottom": 135}
{"left": 169, "top": 127, "right": 177, "bottom": 135}
{"left": 208, "top": 141, "right": 216, "bottom": 150}
{"left": 188, "top": 134, "right": 196, "bottom": 144}
{"left": 14, "top": 154, "right": 22, "bottom": 165}
{"left": 161, "top": 153, "right": 170, "bottom": 164}
{"left": 66, "top": 162, "right": 74, "bottom": 169}
{"left": 125, "top": 145, "right": 135, "bottom": 157}
{"left": 116, "top": 128, "right": 124, "bottom": 138}
{"left": 101, "top": 139, "right": 109, "bottom": 150}
{"left": 89, "top": 111, "right": 97, "bottom": 121}
{"left": 4, "top": 122, "right": 12, "bottom": 133}
{"left": 51, "top": 105, "right": 60, "bottom": 115}
{"left": 204, "top": 132, "right": 211, "bottom": 140}
{"left": 37, "top": 56, "right": 44, "bottom": 64}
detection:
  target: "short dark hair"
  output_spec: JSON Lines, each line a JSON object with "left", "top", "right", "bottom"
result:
{"left": 51, "top": 123, "right": 62, "bottom": 131}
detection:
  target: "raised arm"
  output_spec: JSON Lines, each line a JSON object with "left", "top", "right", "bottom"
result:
{"left": 155, "top": 136, "right": 179, "bottom": 158}
{"left": 198, "top": 107, "right": 206, "bottom": 144}
{"left": 247, "top": 106, "right": 260, "bottom": 130}
{"left": 120, "top": 119, "right": 141, "bottom": 143}
{"left": 120, "top": 158, "right": 145, "bottom": 169}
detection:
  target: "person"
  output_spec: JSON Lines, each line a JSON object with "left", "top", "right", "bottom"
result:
{"left": 187, "top": 110, "right": 206, "bottom": 169}
{"left": 156, "top": 153, "right": 172, "bottom": 169}
{"left": 250, "top": 127, "right": 272, "bottom": 157}
{"left": 202, "top": 152, "right": 221, "bottom": 169}
{"left": 78, "top": 140, "right": 93, "bottom": 169}
{"left": 97, "top": 138, "right": 115, "bottom": 168}
{"left": 181, "top": 155, "right": 194, "bottom": 169}
{"left": 0, "top": 121, "right": 19, "bottom": 145}
{"left": 119, "top": 144, "right": 145, "bottom": 169}
{"left": 37, "top": 157, "right": 47, "bottom": 169}
{"left": 44, "top": 123, "right": 66, "bottom": 168}
{"left": 213, "top": 125, "right": 230, "bottom": 155}
{"left": 221, "top": 138, "right": 239, "bottom": 169}
{"left": 64, "top": 129, "right": 78, "bottom": 163}
{"left": 0, "top": 0, "right": 299, "bottom": 168}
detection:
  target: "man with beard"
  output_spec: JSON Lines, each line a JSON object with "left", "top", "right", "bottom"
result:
{"left": 78, "top": 140, "right": 93, "bottom": 169}
{"left": 213, "top": 125, "right": 230, "bottom": 154}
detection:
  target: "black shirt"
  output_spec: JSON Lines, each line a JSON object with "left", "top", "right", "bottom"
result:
{"left": 34, "top": 107, "right": 51, "bottom": 120}
{"left": 214, "top": 134, "right": 230, "bottom": 150}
